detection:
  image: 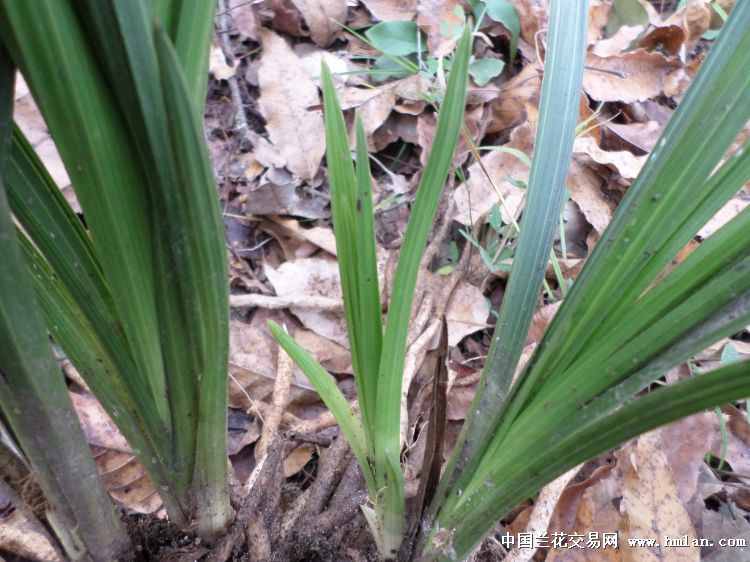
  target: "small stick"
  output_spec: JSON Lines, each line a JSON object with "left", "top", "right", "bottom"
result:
{"left": 230, "top": 293, "right": 343, "bottom": 311}
{"left": 291, "top": 400, "right": 359, "bottom": 435}
{"left": 256, "top": 344, "right": 294, "bottom": 459}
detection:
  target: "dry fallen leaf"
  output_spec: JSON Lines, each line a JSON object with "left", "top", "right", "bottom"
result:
{"left": 283, "top": 443, "right": 316, "bottom": 477}
{"left": 229, "top": 313, "right": 316, "bottom": 412}
{"left": 0, "top": 510, "right": 60, "bottom": 561}
{"left": 360, "top": 0, "right": 417, "bottom": 21}
{"left": 698, "top": 195, "right": 750, "bottom": 239}
{"left": 228, "top": 0, "right": 261, "bottom": 41}
{"left": 269, "top": 217, "right": 338, "bottom": 256}
{"left": 209, "top": 45, "right": 236, "bottom": 80}
{"left": 583, "top": 50, "right": 681, "bottom": 103}
{"left": 270, "top": 0, "right": 308, "bottom": 38}
{"left": 265, "top": 257, "right": 350, "bottom": 347}
{"left": 486, "top": 63, "right": 541, "bottom": 134}
{"left": 574, "top": 136, "right": 647, "bottom": 180}
{"left": 545, "top": 463, "right": 623, "bottom": 562}
{"left": 620, "top": 430, "right": 699, "bottom": 562}
{"left": 453, "top": 122, "right": 532, "bottom": 225}
{"left": 515, "top": 0, "right": 548, "bottom": 47}
{"left": 93, "top": 446, "right": 163, "bottom": 514}
{"left": 638, "top": 25, "right": 687, "bottom": 58}
{"left": 244, "top": 180, "right": 328, "bottom": 219}
{"left": 70, "top": 392, "right": 162, "bottom": 514}
{"left": 417, "top": 0, "right": 463, "bottom": 57}
{"left": 683, "top": 0, "right": 712, "bottom": 41}
{"left": 568, "top": 159, "right": 614, "bottom": 238}
{"left": 505, "top": 465, "right": 582, "bottom": 562}
{"left": 444, "top": 281, "right": 490, "bottom": 346}
{"left": 294, "top": 328, "right": 352, "bottom": 373}
{"left": 592, "top": 25, "right": 645, "bottom": 57}
{"left": 605, "top": 120, "right": 662, "bottom": 153}
{"left": 336, "top": 83, "right": 397, "bottom": 143}
{"left": 258, "top": 29, "right": 325, "bottom": 180}
{"left": 701, "top": 504, "right": 750, "bottom": 561}
{"left": 289, "top": 0, "right": 346, "bottom": 47}
{"left": 527, "top": 302, "right": 561, "bottom": 345}
{"left": 13, "top": 75, "right": 76, "bottom": 211}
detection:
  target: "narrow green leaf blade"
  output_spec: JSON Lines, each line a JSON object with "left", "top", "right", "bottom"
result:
{"left": 0, "top": 47, "right": 129, "bottom": 560}
{"left": 525, "top": 1, "right": 750, "bottom": 393}
{"left": 435, "top": 0, "right": 588, "bottom": 511}
{"left": 430, "top": 360, "right": 750, "bottom": 560}
{"left": 354, "top": 112, "right": 383, "bottom": 426}
{"left": 321, "top": 62, "right": 375, "bottom": 439}
{"left": 0, "top": 1, "right": 170, "bottom": 427}
{"left": 151, "top": 0, "right": 215, "bottom": 110}
{"left": 153, "top": 24, "right": 232, "bottom": 538}
{"left": 372, "top": 27, "right": 472, "bottom": 554}
{"left": 268, "top": 321, "right": 375, "bottom": 493}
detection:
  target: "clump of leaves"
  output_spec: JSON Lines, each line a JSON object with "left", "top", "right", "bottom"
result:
{"left": 273, "top": 1, "right": 750, "bottom": 560}
{"left": 0, "top": 0, "right": 231, "bottom": 550}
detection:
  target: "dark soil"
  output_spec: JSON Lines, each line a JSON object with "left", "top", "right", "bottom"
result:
{"left": 124, "top": 513, "right": 211, "bottom": 562}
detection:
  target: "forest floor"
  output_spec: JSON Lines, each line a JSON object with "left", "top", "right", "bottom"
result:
{"left": 4, "top": 0, "right": 750, "bottom": 560}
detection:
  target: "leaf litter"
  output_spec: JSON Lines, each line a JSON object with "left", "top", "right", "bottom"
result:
{"left": 7, "top": 0, "right": 750, "bottom": 559}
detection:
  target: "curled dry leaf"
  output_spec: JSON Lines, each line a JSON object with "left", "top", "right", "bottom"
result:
{"left": 638, "top": 25, "right": 687, "bottom": 58}
{"left": 258, "top": 29, "right": 325, "bottom": 180}
{"left": 288, "top": 0, "right": 346, "bottom": 47}
{"left": 583, "top": 50, "right": 681, "bottom": 103}
{"left": 574, "top": 137, "right": 647, "bottom": 180}
{"left": 453, "top": 121, "right": 532, "bottom": 225}
{"left": 568, "top": 160, "right": 615, "bottom": 237}
{"left": 545, "top": 463, "right": 623, "bottom": 562}
{"left": 269, "top": 217, "right": 338, "bottom": 256}
{"left": 360, "top": 0, "right": 417, "bottom": 21}
{"left": 591, "top": 24, "right": 645, "bottom": 58}
{"left": 605, "top": 120, "right": 662, "bottom": 153}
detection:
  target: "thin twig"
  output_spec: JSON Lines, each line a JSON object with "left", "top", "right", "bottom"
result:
{"left": 230, "top": 293, "right": 343, "bottom": 311}
{"left": 257, "top": 344, "right": 294, "bottom": 458}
